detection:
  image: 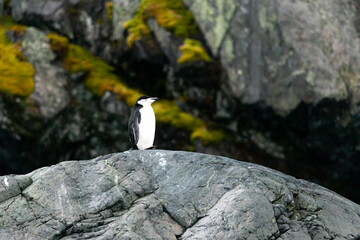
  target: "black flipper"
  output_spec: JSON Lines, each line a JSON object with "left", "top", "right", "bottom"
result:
{"left": 128, "top": 106, "right": 141, "bottom": 149}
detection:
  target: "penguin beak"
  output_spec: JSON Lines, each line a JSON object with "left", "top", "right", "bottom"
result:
{"left": 151, "top": 97, "right": 159, "bottom": 102}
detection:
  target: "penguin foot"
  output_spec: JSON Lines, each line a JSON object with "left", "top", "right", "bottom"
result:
{"left": 146, "top": 145, "right": 157, "bottom": 150}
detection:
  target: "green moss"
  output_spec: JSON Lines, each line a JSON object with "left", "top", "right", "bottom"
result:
{"left": 153, "top": 100, "right": 226, "bottom": 145}
{"left": 106, "top": 2, "right": 114, "bottom": 22}
{"left": 259, "top": 2, "right": 277, "bottom": 32}
{"left": 0, "top": 19, "right": 34, "bottom": 97}
{"left": 177, "top": 38, "right": 210, "bottom": 63}
{"left": 0, "top": 16, "right": 16, "bottom": 37}
{"left": 191, "top": 127, "right": 225, "bottom": 145}
{"left": 305, "top": 70, "right": 315, "bottom": 87}
{"left": 123, "top": 0, "right": 196, "bottom": 47}
{"left": 70, "top": 7, "right": 78, "bottom": 15}
{"left": 97, "top": 18, "right": 103, "bottom": 25}
{"left": 63, "top": 43, "right": 142, "bottom": 106}
{"left": 152, "top": 100, "right": 203, "bottom": 130}
{"left": 47, "top": 33, "right": 69, "bottom": 58}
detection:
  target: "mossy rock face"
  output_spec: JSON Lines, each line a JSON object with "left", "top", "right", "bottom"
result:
{"left": 0, "top": 43, "right": 34, "bottom": 96}
{"left": 0, "top": 17, "right": 34, "bottom": 97}
{"left": 112, "top": 0, "right": 141, "bottom": 41}
{"left": 178, "top": 38, "right": 210, "bottom": 64}
{"left": 124, "top": 0, "right": 197, "bottom": 47}
{"left": 51, "top": 32, "right": 225, "bottom": 146}
{"left": 62, "top": 41, "right": 143, "bottom": 106}
{"left": 106, "top": 2, "right": 113, "bottom": 22}
{"left": 153, "top": 100, "right": 225, "bottom": 145}
{"left": 21, "top": 28, "right": 70, "bottom": 119}
{"left": 47, "top": 33, "right": 69, "bottom": 58}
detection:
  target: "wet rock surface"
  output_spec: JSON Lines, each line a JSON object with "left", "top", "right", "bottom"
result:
{"left": 0, "top": 150, "right": 359, "bottom": 239}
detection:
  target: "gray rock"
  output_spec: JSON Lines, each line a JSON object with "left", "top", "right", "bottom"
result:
{"left": 0, "top": 150, "right": 359, "bottom": 239}
{"left": 21, "top": 27, "right": 70, "bottom": 119}
{"left": 147, "top": 18, "right": 183, "bottom": 65}
{"left": 78, "top": 9, "right": 100, "bottom": 52}
{"left": 112, "top": 0, "right": 141, "bottom": 41}
{"left": 182, "top": 0, "right": 236, "bottom": 56}
{"left": 0, "top": 0, "right": 3, "bottom": 16}
{"left": 11, "top": 0, "right": 73, "bottom": 38}
{"left": 184, "top": 0, "right": 360, "bottom": 115}
{"left": 100, "top": 91, "right": 130, "bottom": 116}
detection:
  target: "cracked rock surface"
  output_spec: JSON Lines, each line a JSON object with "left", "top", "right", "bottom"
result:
{"left": 0, "top": 150, "right": 359, "bottom": 239}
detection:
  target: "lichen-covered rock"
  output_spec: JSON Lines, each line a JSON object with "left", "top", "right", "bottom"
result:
{"left": 0, "top": 150, "right": 359, "bottom": 239}
{"left": 147, "top": 18, "right": 182, "bottom": 65}
{"left": 184, "top": 0, "right": 360, "bottom": 115}
{"left": 0, "top": 23, "right": 131, "bottom": 174}
{"left": 112, "top": 0, "right": 141, "bottom": 42}
{"left": 22, "top": 27, "right": 70, "bottom": 119}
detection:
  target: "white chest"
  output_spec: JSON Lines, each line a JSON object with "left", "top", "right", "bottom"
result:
{"left": 137, "top": 105, "right": 156, "bottom": 150}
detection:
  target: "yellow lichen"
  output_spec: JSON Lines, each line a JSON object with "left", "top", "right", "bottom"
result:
{"left": 152, "top": 100, "right": 203, "bottom": 131}
{"left": 106, "top": 2, "right": 114, "bottom": 22}
{"left": 178, "top": 38, "right": 210, "bottom": 63}
{"left": 123, "top": 0, "right": 196, "bottom": 47}
{"left": 63, "top": 43, "right": 142, "bottom": 106}
{"left": 0, "top": 44, "right": 34, "bottom": 96}
{"left": 153, "top": 100, "right": 226, "bottom": 145}
{"left": 0, "top": 17, "right": 34, "bottom": 97}
{"left": 10, "top": 24, "right": 27, "bottom": 34}
{"left": 123, "top": 15, "right": 150, "bottom": 48}
{"left": 190, "top": 127, "right": 225, "bottom": 145}
{"left": 47, "top": 33, "right": 69, "bottom": 58}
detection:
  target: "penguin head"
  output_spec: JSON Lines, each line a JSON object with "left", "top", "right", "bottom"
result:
{"left": 136, "top": 96, "right": 158, "bottom": 106}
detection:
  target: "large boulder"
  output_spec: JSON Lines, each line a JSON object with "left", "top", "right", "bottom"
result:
{"left": 0, "top": 150, "right": 359, "bottom": 239}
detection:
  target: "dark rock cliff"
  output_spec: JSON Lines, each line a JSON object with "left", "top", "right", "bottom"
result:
{"left": 0, "top": 151, "right": 359, "bottom": 239}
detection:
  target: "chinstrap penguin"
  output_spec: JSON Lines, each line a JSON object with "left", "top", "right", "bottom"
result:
{"left": 128, "top": 96, "right": 158, "bottom": 150}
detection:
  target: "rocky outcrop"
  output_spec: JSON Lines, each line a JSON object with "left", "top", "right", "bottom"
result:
{"left": 184, "top": 0, "right": 360, "bottom": 114}
{"left": 0, "top": 150, "right": 359, "bottom": 239}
